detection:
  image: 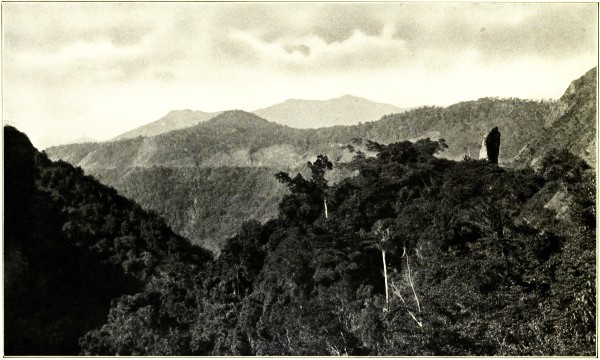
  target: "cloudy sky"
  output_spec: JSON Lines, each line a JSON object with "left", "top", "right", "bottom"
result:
{"left": 3, "top": 2, "right": 598, "bottom": 149}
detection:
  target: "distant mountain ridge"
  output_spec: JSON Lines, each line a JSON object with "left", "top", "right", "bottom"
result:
{"left": 49, "top": 96, "right": 556, "bottom": 170}
{"left": 253, "top": 94, "right": 406, "bottom": 128}
{"left": 111, "top": 95, "right": 404, "bottom": 140}
{"left": 113, "top": 109, "right": 220, "bottom": 140}
{"left": 65, "top": 136, "right": 97, "bottom": 145}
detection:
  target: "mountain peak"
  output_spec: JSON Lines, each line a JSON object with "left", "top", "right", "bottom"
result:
{"left": 167, "top": 109, "right": 195, "bottom": 115}
{"left": 209, "top": 110, "right": 270, "bottom": 125}
{"left": 514, "top": 66, "right": 597, "bottom": 168}
{"left": 220, "top": 109, "right": 253, "bottom": 116}
{"left": 254, "top": 95, "right": 405, "bottom": 128}
{"left": 113, "top": 109, "right": 218, "bottom": 140}
{"left": 338, "top": 94, "right": 361, "bottom": 100}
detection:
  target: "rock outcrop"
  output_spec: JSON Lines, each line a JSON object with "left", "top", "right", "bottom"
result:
{"left": 485, "top": 127, "right": 501, "bottom": 164}
{"left": 479, "top": 126, "right": 501, "bottom": 164}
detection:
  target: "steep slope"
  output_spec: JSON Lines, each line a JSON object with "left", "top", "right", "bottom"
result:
{"left": 91, "top": 166, "right": 289, "bottom": 255}
{"left": 4, "top": 126, "right": 211, "bottom": 355}
{"left": 113, "top": 109, "right": 220, "bottom": 140}
{"left": 47, "top": 98, "right": 553, "bottom": 252}
{"left": 254, "top": 94, "right": 405, "bottom": 128}
{"left": 515, "top": 67, "right": 597, "bottom": 168}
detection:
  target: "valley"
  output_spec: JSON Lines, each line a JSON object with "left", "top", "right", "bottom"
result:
{"left": 47, "top": 91, "right": 575, "bottom": 253}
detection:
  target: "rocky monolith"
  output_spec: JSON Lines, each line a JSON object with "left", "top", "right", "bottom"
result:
{"left": 479, "top": 127, "right": 501, "bottom": 164}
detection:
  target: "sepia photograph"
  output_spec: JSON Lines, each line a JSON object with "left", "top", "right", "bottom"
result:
{"left": 2, "top": 1, "right": 598, "bottom": 356}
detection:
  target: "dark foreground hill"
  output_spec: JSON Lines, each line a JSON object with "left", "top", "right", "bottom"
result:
{"left": 4, "top": 126, "right": 212, "bottom": 355}
{"left": 47, "top": 97, "right": 553, "bottom": 253}
{"left": 79, "top": 137, "right": 596, "bottom": 356}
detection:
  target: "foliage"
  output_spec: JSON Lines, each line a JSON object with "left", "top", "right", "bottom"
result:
{"left": 79, "top": 136, "right": 596, "bottom": 356}
{"left": 4, "top": 126, "right": 211, "bottom": 355}
{"left": 45, "top": 98, "right": 555, "bottom": 254}
{"left": 7, "top": 125, "right": 595, "bottom": 356}
{"left": 91, "top": 166, "right": 288, "bottom": 254}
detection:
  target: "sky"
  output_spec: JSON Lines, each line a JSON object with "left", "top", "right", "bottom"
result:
{"left": 2, "top": 2, "right": 598, "bottom": 149}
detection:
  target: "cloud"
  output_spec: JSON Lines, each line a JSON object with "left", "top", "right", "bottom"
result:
{"left": 213, "top": 26, "right": 407, "bottom": 75}
{"left": 3, "top": 2, "right": 198, "bottom": 84}
{"left": 6, "top": 3, "right": 596, "bottom": 80}
{"left": 387, "top": 3, "right": 597, "bottom": 61}
{"left": 3, "top": 3, "right": 158, "bottom": 53}
{"left": 2, "top": 2, "right": 597, "bottom": 149}
{"left": 207, "top": 3, "right": 597, "bottom": 75}
{"left": 474, "top": 4, "right": 597, "bottom": 61}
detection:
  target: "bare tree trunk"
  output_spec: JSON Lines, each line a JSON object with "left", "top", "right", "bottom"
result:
{"left": 391, "top": 282, "right": 423, "bottom": 327}
{"left": 405, "top": 254, "right": 421, "bottom": 313}
{"left": 382, "top": 249, "right": 389, "bottom": 310}
{"left": 324, "top": 198, "right": 328, "bottom": 219}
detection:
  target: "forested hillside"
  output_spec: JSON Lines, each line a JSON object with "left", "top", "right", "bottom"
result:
{"left": 91, "top": 166, "right": 288, "bottom": 254}
{"left": 4, "top": 126, "right": 212, "bottom": 355}
{"left": 47, "top": 97, "right": 553, "bottom": 252}
{"left": 49, "top": 98, "right": 552, "bottom": 168}
{"left": 78, "top": 137, "right": 596, "bottom": 356}
{"left": 515, "top": 67, "right": 597, "bottom": 168}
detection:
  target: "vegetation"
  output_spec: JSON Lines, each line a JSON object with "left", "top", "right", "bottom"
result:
{"left": 46, "top": 98, "right": 554, "bottom": 253}
{"left": 91, "top": 166, "right": 289, "bottom": 254}
{"left": 4, "top": 126, "right": 212, "bottom": 355}
{"left": 48, "top": 98, "right": 553, "bottom": 168}
{"left": 57, "top": 135, "right": 593, "bottom": 355}
{"left": 515, "top": 67, "right": 597, "bottom": 168}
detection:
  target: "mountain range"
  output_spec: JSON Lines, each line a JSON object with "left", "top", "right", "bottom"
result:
{"left": 46, "top": 67, "right": 596, "bottom": 253}
{"left": 66, "top": 136, "right": 97, "bottom": 144}
{"left": 109, "top": 95, "right": 405, "bottom": 142}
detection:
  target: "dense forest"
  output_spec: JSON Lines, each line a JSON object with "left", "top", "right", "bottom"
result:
{"left": 43, "top": 68, "right": 595, "bottom": 256}
{"left": 4, "top": 126, "right": 212, "bottom": 355}
{"left": 7, "top": 124, "right": 595, "bottom": 355}
{"left": 91, "top": 166, "right": 289, "bottom": 254}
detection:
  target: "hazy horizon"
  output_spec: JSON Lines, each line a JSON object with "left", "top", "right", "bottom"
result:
{"left": 3, "top": 2, "right": 598, "bottom": 149}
